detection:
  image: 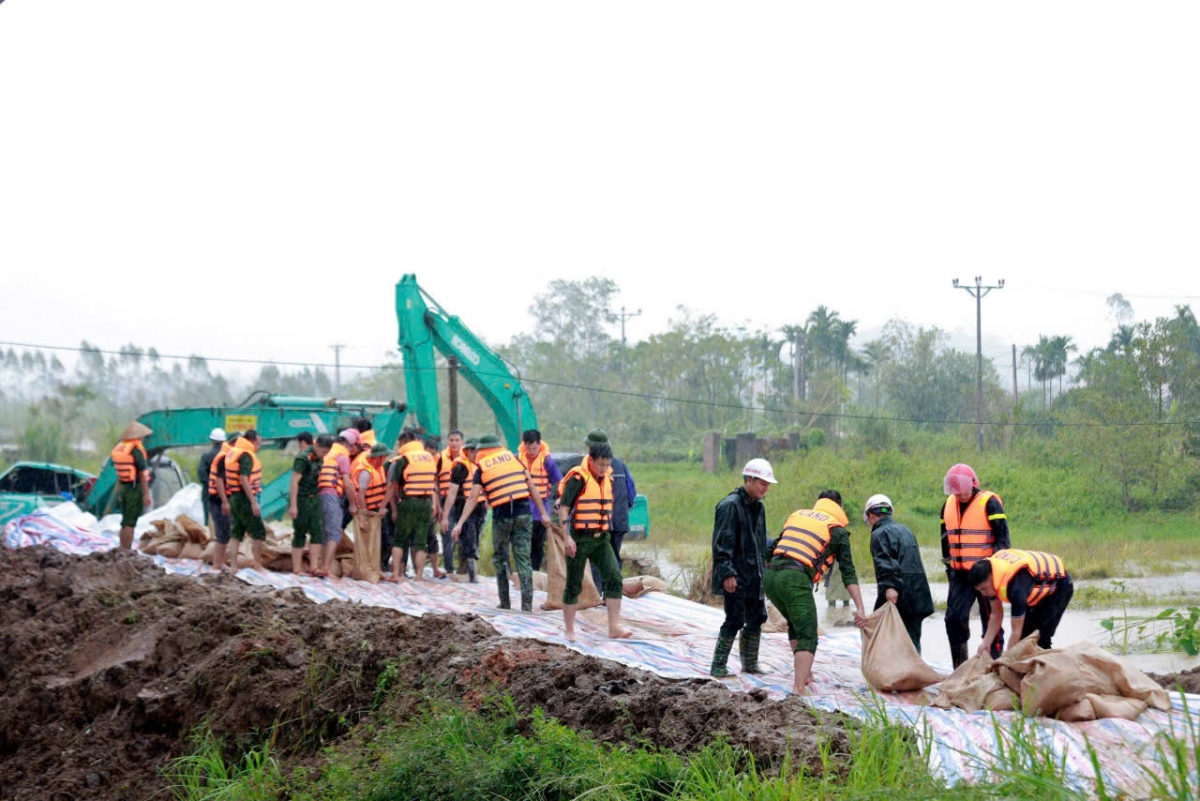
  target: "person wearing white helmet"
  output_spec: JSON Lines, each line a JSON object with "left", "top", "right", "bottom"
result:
{"left": 708, "top": 458, "right": 776, "bottom": 678}
{"left": 865, "top": 494, "right": 934, "bottom": 653}
{"left": 196, "top": 428, "right": 227, "bottom": 525}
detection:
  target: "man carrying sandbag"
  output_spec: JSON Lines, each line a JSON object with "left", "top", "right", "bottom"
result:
{"left": 864, "top": 494, "right": 934, "bottom": 653}
{"left": 764, "top": 490, "right": 868, "bottom": 695}
{"left": 970, "top": 549, "right": 1074, "bottom": 654}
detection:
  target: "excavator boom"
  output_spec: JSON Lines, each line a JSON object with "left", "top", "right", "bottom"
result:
{"left": 396, "top": 274, "right": 536, "bottom": 449}
{"left": 87, "top": 393, "right": 405, "bottom": 520}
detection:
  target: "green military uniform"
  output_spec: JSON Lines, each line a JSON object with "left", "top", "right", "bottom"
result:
{"left": 229, "top": 452, "right": 267, "bottom": 541}
{"left": 558, "top": 472, "right": 623, "bottom": 605}
{"left": 389, "top": 456, "right": 433, "bottom": 552}
{"left": 291, "top": 447, "right": 325, "bottom": 549}
{"left": 764, "top": 526, "right": 857, "bottom": 653}
{"left": 117, "top": 446, "right": 148, "bottom": 528}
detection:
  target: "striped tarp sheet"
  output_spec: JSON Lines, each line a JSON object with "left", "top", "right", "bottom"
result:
{"left": 6, "top": 510, "right": 1198, "bottom": 795}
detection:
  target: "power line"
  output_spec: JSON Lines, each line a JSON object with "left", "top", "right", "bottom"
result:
{"left": 953, "top": 276, "right": 1005, "bottom": 452}
{"left": 0, "top": 338, "right": 1193, "bottom": 430}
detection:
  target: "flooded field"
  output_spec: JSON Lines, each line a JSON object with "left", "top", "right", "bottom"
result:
{"left": 623, "top": 542, "right": 1200, "bottom": 675}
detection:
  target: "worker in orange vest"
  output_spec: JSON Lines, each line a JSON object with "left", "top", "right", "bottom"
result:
{"left": 970, "top": 549, "right": 1074, "bottom": 654}
{"left": 941, "top": 463, "right": 1011, "bottom": 667}
{"left": 110, "top": 421, "right": 154, "bottom": 549}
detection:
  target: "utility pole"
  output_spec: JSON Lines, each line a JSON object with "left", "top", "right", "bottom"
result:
{"left": 330, "top": 344, "right": 344, "bottom": 395}
{"left": 952, "top": 277, "right": 1005, "bottom": 452}
{"left": 614, "top": 306, "right": 642, "bottom": 373}
{"left": 1011, "top": 344, "right": 1019, "bottom": 405}
{"left": 615, "top": 306, "right": 642, "bottom": 350}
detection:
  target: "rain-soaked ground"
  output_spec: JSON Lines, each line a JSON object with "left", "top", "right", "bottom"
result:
{"left": 624, "top": 543, "right": 1200, "bottom": 674}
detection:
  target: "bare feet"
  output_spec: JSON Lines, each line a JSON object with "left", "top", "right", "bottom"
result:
{"left": 251, "top": 562, "right": 265, "bottom": 571}
{"left": 608, "top": 628, "right": 633, "bottom": 639}
{"left": 384, "top": 574, "right": 401, "bottom": 583}
{"left": 791, "top": 684, "right": 811, "bottom": 696}
{"left": 433, "top": 568, "right": 446, "bottom": 579}
{"left": 565, "top": 629, "right": 576, "bottom": 642}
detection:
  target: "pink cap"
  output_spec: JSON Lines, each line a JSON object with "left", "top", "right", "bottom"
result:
{"left": 943, "top": 463, "right": 979, "bottom": 496}
{"left": 339, "top": 428, "right": 361, "bottom": 445}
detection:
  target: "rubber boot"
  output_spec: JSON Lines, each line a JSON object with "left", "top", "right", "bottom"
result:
{"left": 467, "top": 558, "right": 477, "bottom": 583}
{"left": 519, "top": 573, "right": 533, "bottom": 613}
{"left": 951, "top": 643, "right": 969, "bottom": 669}
{"left": 710, "top": 634, "right": 736, "bottom": 678}
{"left": 739, "top": 630, "right": 767, "bottom": 675}
{"left": 496, "top": 572, "right": 511, "bottom": 609}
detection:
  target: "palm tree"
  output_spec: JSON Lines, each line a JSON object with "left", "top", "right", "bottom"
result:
{"left": 1049, "top": 335, "right": 1076, "bottom": 396}
{"left": 781, "top": 323, "right": 809, "bottom": 401}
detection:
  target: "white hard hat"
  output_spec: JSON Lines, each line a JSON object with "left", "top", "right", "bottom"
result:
{"left": 742, "top": 458, "right": 777, "bottom": 484}
{"left": 209, "top": 428, "right": 227, "bottom": 442}
{"left": 863, "top": 493, "right": 893, "bottom": 522}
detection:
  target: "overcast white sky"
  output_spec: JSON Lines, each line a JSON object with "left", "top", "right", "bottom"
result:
{"left": 2, "top": 2, "right": 1198, "bottom": 379}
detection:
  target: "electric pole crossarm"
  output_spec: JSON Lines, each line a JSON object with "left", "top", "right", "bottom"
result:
{"left": 952, "top": 277, "right": 1005, "bottom": 453}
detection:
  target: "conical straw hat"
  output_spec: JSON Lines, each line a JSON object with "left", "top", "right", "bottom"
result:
{"left": 120, "top": 421, "right": 153, "bottom": 440}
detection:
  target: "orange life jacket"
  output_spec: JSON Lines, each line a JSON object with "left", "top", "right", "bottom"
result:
{"left": 319, "top": 442, "right": 350, "bottom": 495}
{"left": 988, "top": 549, "right": 1067, "bottom": 609}
{"left": 773, "top": 498, "right": 849, "bottom": 583}
{"left": 559, "top": 457, "right": 613, "bottom": 531}
{"left": 437, "top": 447, "right": 462, "bottom": 498}
{"left": 351, "top": 452, "right": 387, "bottom": 512}
{"left": 397, "top": 440, "right": 437, "bottom": 498}
{"left": 224, "top": 437, "right": 263, "bottom": 495}
{"left": 111, "top": 439, "right": 149, "bottom": 485}
{"left": 943, "top": 491, "right": 1003, "bottom": 571}
{"left": 360, "top": 430, "right": 377, "bottom": 448}
{"left": 476, "top": 447, "right": 530, "bottom": 505}
{"left": 519, "top": 442, "right": 552, "bottom": 500}
{"left": 207, "top": 441, "right": 233, "bottom": 496}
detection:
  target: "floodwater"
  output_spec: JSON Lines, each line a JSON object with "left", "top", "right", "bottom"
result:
{"left": 623, "top": 543, "right": 1200, "bottom": 675}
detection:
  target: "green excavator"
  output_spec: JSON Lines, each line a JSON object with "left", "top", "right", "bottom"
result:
{"left": 395, "top": 274, "right": 649, "bottom": 539}
{"left": 52, "top": 275, "right": 646, "bottom": 536}
{"left": 84, "top": 392, "right": 406, "bottom": 520}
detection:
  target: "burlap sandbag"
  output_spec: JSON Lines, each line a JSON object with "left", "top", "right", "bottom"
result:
{"left": 176, "top": 514, "right": 210, "bottom": 544}
{"left": 1058, "top": 693, "right": 1149, "bottom": 722}
{"left": 621, "top": 576, "right": 669, "bottom": 598}
{"left": 179, "top": 542, "right": 205, "bottom": 560}
{"left": 932, "top": 653, "right": 1005, "bottom": 712}
{"left": 200, "top": 541, "right": 216, "bottom": 563}
{"left": 762, "top": 601, "right": 790, "bottom": 634}
{"left": 1004, "top": 639, "right": 1172, "bottom": 718}
{"left": 860, "top": 603, "right": 945, "bottom": 692}
{"left": 157, "top": 540, "right": 184, "bottom": 558}
{"left": 542, "top": 521, "right": 602, "bottom": 610}
{"left": 350, "top": 512, "right": 382, "bottom": 583}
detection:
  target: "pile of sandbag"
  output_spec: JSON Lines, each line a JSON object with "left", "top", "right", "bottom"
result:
{"left": 860, "top": 603, "right": 945, "bottom": 692}
{"left": 137, "top": 514, "right": 210, "bottom": 560}
{"left": 932, "top": 633, "right": 1172, "bottom": 720}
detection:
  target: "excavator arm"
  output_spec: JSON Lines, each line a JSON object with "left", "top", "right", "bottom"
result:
{"left": 87, "top": 393, "right": 406, "bottom": 520}
{"left": 395, "top": 274, "right": 536, "bottom": 450}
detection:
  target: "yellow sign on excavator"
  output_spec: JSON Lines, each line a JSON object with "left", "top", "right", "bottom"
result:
{"left": 224, "top": 414, "right": 258, "bottom": 433}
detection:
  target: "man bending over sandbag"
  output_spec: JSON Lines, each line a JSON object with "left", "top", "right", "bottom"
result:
{"left": 970, "top": 549, "right": 1075, "bottom": 655}
{"left": 764, "top": 491, "right": 867, "bottom": 695}
{"left": 863, "top": 494, "right": 934, "bottom": 653}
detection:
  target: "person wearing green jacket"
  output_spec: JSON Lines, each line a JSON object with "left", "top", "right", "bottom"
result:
{"left": 864, "top": 494, "right": 935, "bottom": 653}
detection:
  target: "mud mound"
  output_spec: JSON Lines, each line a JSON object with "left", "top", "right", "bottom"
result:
{"left": 0, "top": 547, "right": 843, "bottom": 800}
{"left": 1150, "top": 665, "right": 1200, "bottom": 695}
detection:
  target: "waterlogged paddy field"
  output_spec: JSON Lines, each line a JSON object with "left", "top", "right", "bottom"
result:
{"left": 635, "top": 461, "right": 1200, "bottom": 581}
{"left": 631, "top": 460, "right": 1200, "bottom": 675}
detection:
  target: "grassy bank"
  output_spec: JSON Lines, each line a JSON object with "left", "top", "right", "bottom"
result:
{"left": 635, "top": 447, "right": 1200, "bottom": 582}
{"left": 166, "top": 693, "right": 1199, "bottom": 801}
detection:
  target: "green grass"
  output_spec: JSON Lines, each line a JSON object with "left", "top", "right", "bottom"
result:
{"left": 163, "top": 692, "right": 1200, "bottom": 801}
{"left": 635, "top": 450, "right": 1200, "bottom": 583}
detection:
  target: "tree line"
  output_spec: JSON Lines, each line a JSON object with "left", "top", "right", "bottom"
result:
{"left": 3, "top": 284, "right": 1200, "bottom": 514}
